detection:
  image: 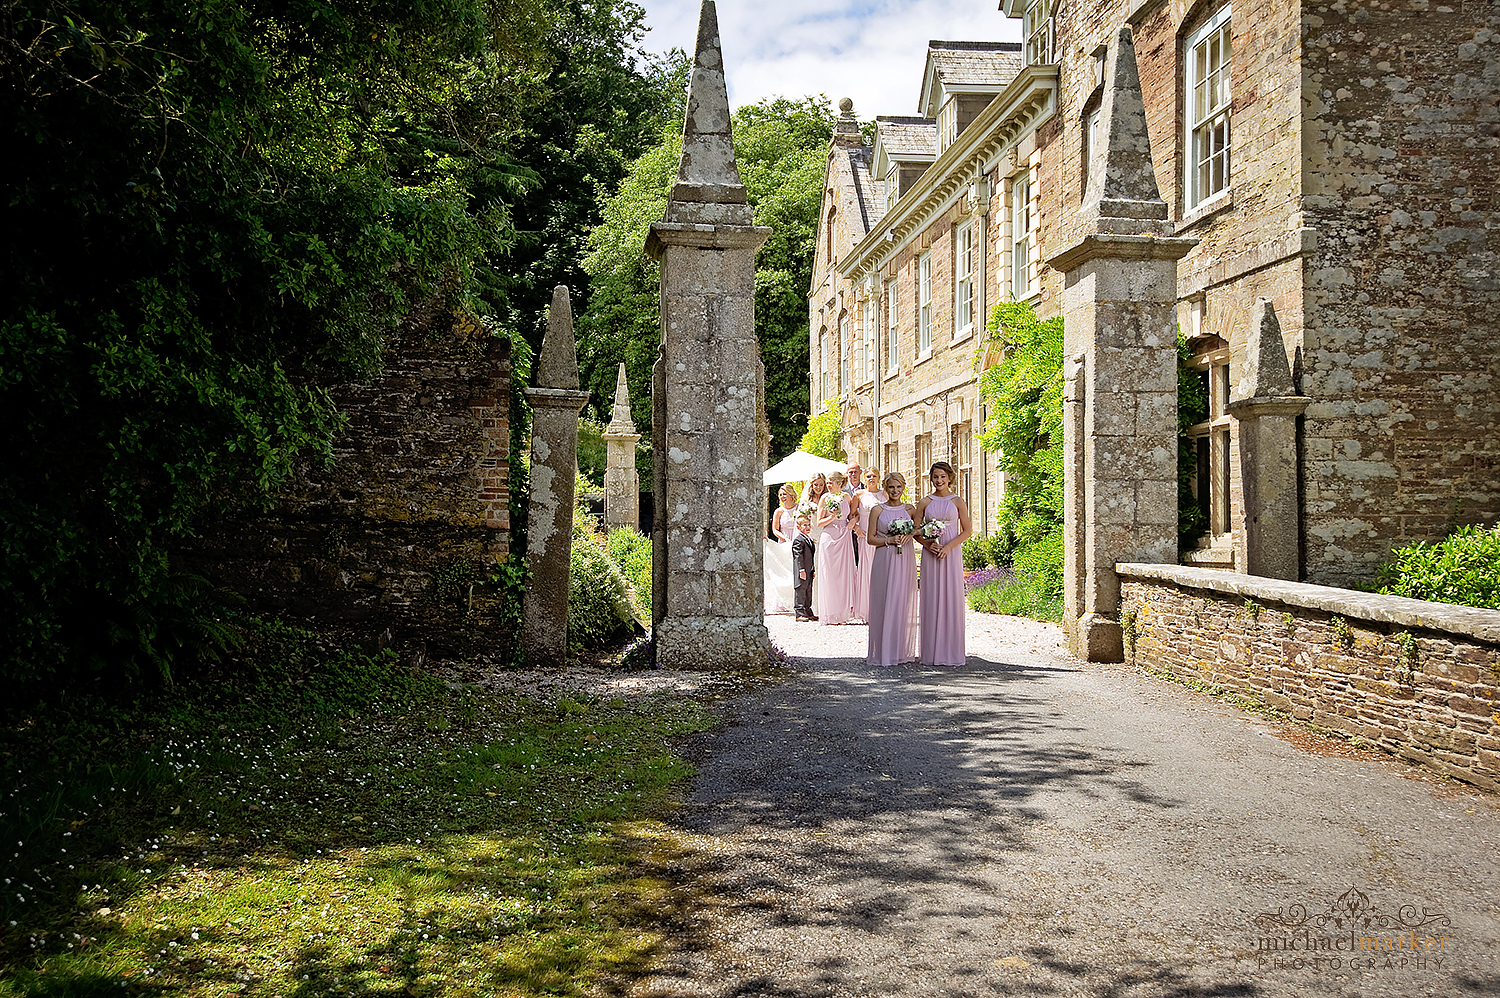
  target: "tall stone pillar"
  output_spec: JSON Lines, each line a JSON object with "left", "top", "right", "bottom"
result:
{"left": 602, "top": 363, "right": 641, "bottom": 531}
{"left": 523, "top": 286, "right": 590, "bottom": 662}
{"left": 645, "top": 1, "right": 772, "bottom": 670}
{"left": 1228, "top": 298, "right": 1310, "bottom": 580}
{"left": 1048, "top": 26, "right": 1196, "bottom": 662}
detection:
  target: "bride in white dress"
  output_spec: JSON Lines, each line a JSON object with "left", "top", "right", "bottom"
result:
{"left": 763, "top": 483, "right": 798, "bottom": 613}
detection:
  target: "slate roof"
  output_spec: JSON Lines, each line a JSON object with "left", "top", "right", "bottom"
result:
{"left": 926, "top": 41, "right": 1024, "bottom": 88}
{"left": 846, "top": 145, "right": 885, "bottom": 233}
{"left": 875, "top": 117, "right": 937, "bottom": 160}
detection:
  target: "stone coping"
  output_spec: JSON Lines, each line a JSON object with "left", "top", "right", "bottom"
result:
{"left": 1116, "top": 563, "right": 1500, "bottom": 645}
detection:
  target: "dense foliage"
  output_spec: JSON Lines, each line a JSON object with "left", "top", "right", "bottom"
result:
{"left": 1176, "top": 329, "right": 1210, "bottom": 543}
{"left": 977, "top": 301, "right": 1065, "bottom": 549}
{"left": 577, "top": 96, "right": 832, "bottom": 464}
{"left": 1, "top": 0, "right": 677, "bottom": 691}
{"left": 605, "top": 525, "right": 653, "bottom": 624}
{"left": 568, "top": 509, "right": 640, "bottom": 651}
{"left": 799, "top": 397, "right": 845, "bottom": 461}
{"left": 1375, "top": 524, "right": 1500, "bottom": 610}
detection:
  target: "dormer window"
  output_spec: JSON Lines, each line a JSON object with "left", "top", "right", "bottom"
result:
{"left": 937, "top": 98, "right": 958, "bottom": 152}
{"left": 1024, "top": 0, "right": 1055, "bottom": 65}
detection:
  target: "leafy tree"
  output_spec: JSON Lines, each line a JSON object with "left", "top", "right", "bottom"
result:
{"left": 482, "top": 6, "right": 691, "bottom": 348}
{"left": 577, "top": 96, "right": 833, "bottom": 466}
{"left": 0, "top": 0, "right": 653, "bottom": 691}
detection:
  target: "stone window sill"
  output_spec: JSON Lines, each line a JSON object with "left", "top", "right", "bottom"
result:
{"left": 1179, "top": 191, "right": 1234, "bottom": 232}
{"left": 915, "top": 349, "right": 934, "bottom": 366}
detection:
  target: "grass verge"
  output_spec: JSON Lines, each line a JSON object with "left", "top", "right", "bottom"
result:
{"left": 1, "top": 617, "right": 716, "bottom": 997}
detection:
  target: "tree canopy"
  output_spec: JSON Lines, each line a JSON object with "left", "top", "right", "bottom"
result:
{"left": 576, "top": 96, "right": 832, "bottom": 465}
{"left": 0, "top": 0, "right": 683, "bottom": 690}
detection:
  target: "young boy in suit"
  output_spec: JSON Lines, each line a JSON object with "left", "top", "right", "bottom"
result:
{"left": 792, "top": 514, "right": 816, "bottom": 621}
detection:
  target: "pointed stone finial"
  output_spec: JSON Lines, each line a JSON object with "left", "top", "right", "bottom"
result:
{"left": 1237, "top": 298, "right": 1297, "bottom": 399}
{"left": 1083, "top": 26, "right": 1169, "bottom": 222}
{"left": 667, "top": 2, "right": 752, "bottom": 224}
{"left": 537, "top": 285, "right": 578, "bottom": 391}
{"left": 606, "top": 363, "right": 634, "bottom": 433}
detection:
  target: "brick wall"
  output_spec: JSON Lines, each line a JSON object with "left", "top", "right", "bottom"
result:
{"left": 1118, "top": 562, "right": 1500, "bottom": 791}
{"left": 179, "top": 309, "right": 514, "bottom": 656}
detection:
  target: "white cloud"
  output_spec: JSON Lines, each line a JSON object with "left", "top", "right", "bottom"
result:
{"left": 641, "top": 0, "right": 1022, "bottom": 121}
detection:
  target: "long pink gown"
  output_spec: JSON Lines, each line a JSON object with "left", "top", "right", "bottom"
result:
{"left": 866, "top": 503, "right": 918, "bottom": 667}
{"left": 815, "top": 494, "right": 857, "bottom": 625}
{"left": 919, "top": 494, "right": 966, "bottom": 666}
{"left": 853, "top": 490, "right": 883, "bottom": 621}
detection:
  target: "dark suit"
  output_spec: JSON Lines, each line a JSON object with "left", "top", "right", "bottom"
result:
{"left": 792, "top": 532, "right": 816, "bottom": 619}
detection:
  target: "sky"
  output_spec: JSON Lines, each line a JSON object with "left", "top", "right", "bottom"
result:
{"left": 638, "top": 1, "right": 1022, "bottom": 121}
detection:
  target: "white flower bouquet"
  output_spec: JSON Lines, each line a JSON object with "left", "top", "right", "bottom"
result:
{"left": 919, "top": 518, "right": 948, "bottom": 540}
{"left": 886, "top": 517, "right": 915, "bottom": 538}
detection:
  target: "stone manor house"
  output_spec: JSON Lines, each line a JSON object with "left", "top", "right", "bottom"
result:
{"left": 809, "top": 0, "right": 1497, "bottom": 588}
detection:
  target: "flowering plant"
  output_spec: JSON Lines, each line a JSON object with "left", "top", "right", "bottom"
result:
{"left": 886, "top": 518, "right": 915, "bottom": 537}
{"left": 920, "top": 518, "right": 948, "bottom": 540}
{"left": 795, "top": 502, "right": 819, "bottom": 521}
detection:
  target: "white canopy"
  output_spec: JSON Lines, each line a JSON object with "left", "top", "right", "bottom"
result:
{"left": 763, "top": 450, "right": 849, "bottom": 485}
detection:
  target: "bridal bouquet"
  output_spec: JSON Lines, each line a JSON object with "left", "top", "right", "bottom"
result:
{"left": 919, "top": 518, "right": 948, "bottom": 540}
{"left": 886, "top": 518, "right": 915, "bottom": 538}
{"left": 796, "top": 501, "right": 819, "bottom": 520}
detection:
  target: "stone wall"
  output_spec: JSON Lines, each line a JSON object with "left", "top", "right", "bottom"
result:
{"left": 179, "top": 309, "right": 514, "bottom": 656}
{"left": 1118, "top": 563, "right": 1500, "bottom": 791}
{"left": 1299, "top": 0, "right": 1500, "bottom": 586}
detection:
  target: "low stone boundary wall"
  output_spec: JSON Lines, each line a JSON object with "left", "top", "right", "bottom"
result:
{"left": 1116, "top": 564, "right": 1500, "bottom": 791}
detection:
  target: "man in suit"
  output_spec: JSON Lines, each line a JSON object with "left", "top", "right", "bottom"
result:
{"left": 792, "top": 515, "right": 817, "bottom": 621}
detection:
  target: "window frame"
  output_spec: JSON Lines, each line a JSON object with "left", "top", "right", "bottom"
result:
{"left": 885, "top": 279, "right": 900, "bottom": 375}
{"left": 819, "top": 327, "right": 829, "bottom": 404}
{"left": 1184, "top": 5, "right": 1232, "bottom": 211}
{"left": 918, "top": 253, "right": 933, "bottom": 358}
{"left": 1024, "top": 0, "right": 1055, "bottom": 66}
{"left": 1010, "top": 173, "right": 1032, "bottom": 298}
{"left": 952, "top": 422, "right": 973, "bottom": 506}
{"left": 838, "top": 313, "right": 849, "bottom": 396}
{"left": 954, "top": 221, "right": 975, "bottom": 342}
{"left": 861, "top": 295, "right": 875, "bottom": 384}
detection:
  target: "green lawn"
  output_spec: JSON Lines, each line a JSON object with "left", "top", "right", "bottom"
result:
{"left": 1, "top": 621, "right": 719, "bottom": 997}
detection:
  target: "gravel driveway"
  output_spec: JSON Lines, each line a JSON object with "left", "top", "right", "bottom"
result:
{"left": 614, "top": 611, "right": 1500, "bottom": 998}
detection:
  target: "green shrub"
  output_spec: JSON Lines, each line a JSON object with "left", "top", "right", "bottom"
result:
{"left": 568, "top": 536, "right": 638, "bottom": 652}
{"left": 963, "top": 531, "right": 1016, "bottom": 571}
{"left": 606, "top": 526, "right": 653, "bottom": 623}
{"left": 1375, "top": 524, "right": 1500, "bottom": 610}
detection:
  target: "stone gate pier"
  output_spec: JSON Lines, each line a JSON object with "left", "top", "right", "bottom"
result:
{"left": 1049, "top": 26, "right": 1195, "bottom": 662}
{"left": 645, "top": 1, "right": 772, "bottom": 669}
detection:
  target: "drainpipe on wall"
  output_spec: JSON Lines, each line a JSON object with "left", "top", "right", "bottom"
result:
{"left": 869, "top": 277, "right": 881, "bottom": 465}
{"left": 972, "top": 175, "right": 991, "bottom": 534}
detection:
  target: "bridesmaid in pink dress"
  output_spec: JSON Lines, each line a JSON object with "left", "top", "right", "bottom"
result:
{"left": 866, "top": 472, "right": 919, "bottom": 667}
{"left": 815, "top": 471, "right": 858, "bottom": 625}
{"left": 852, "top": 467, "right": 885, "bottom": 621}
{"left": 915, "top": 461, "right": 972, "bottom": 667}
